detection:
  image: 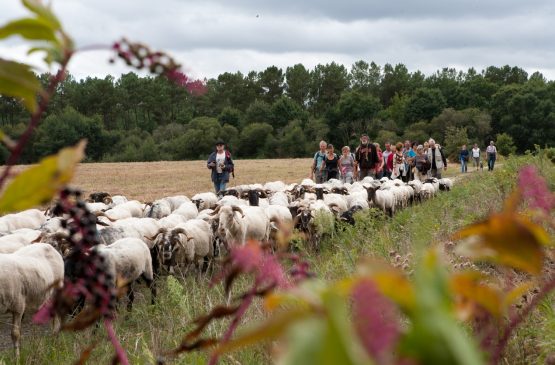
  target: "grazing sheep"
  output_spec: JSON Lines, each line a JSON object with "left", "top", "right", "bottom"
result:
{"left": 143, "top": 199, "right": 172, "bottom": 219}
{"left": 0, "top": 244, "right": 64, "bottom": 358}
{"left": 95, "top": 238, "right": 155, "bottom": 311}
{"left": 365, "top": 185, "right": 395, "bottom": 217}
{"left": 85, "top": 202, "right": 110, "bottom": 214}
{"left": 172, "top": 201, "right": 199, "bottom": 220}
{"left": 211, "top": 205, "right": 270, "bottom": 246}
{"left": 158, "top": 220, "right": 214, "bottom": 274}
{"left": 438, "top": 178, "right": 453, "bottom": 191}
{"left": 263, "top": 181, "right": 287, "bottom": 193}
{"left": 113, "top": 218, "right": 160, "bottom": 247}
{"left": 268, "top": 191, "right": 289, "bottom": 207}
{"left": 158, "top": 214, "right": 189, "bottom": 229}
{"left": 191, "top": 192, "right": 218, "bottom": 210}
{"left": 420, "top": 183, "right": 436, "bottom": 200}
{"left": 0, "top": 229, "right": 42, "bottom": 254}
{"left": 0, "top": 209, "right": 46, "bottom": 233}
{"left": 103, "top": 200, "right": 143, "bottom": 221}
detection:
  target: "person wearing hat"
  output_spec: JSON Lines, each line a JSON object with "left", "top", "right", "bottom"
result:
{"left": 354, "top": 134, "right": 378, "bottom": 180}
{"left": 207, "top": 140, "right": 234, "bottom": 194}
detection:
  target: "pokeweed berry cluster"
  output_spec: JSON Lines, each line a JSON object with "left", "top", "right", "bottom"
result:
{"left": 34, "top": 187, "right": 117, "bottom": 328}
{"left": 110, "top": 38, "right": 206, "bottom": 95}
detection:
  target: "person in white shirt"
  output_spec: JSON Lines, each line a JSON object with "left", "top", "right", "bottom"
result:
{"left": 472, "top": 143, "right": 480, "bottom": 171}
{"left": 486, "top": 141, "right": 497, "bottom": 171}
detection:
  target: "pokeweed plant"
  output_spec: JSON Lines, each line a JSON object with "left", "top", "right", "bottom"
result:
{"left": 0, "top": 0, "right": 204, "bottom": 363}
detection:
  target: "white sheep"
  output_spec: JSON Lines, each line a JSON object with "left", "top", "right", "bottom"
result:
{"left": 168, "top": 219, "right": 214, "bottom": 273}
{"left": 191, "top": 192, "right": 218, "bottom": 210}
{"left": 213, "top": 205, "right": 270, "bottom": 246}
{"left": 103, "top": 200, "right": 143, "bottom": 221}
{"left": 172, "top": 201, "right": 199, "bottom": 220}
{"left": 263, "top": 181, "right": 287, "bottom": 193}
{"left": 95, "top": 238, "right": 155, "bottom": 311}
{"left": 143, "top": 199, "right": 172, "bottom": 219}
{"left": 113, "top": 217, "right": 160, "bottom": 248}
{"left": 366, "top": 185, "right": 395, "bottom": 217}
{"left": 158, "top": 214, "right": 189, "bottom": 229}
{"left": 268, "top": 191, "right": 289, "bottom": 207}
{"left": 0, "top": 209, "right": 46, "bottom": 233}
{"left": 0, "top": 229, "right": 42, "bottom": 254}
{"left": 0, "top": 243, "right": 64, "bottom": 357}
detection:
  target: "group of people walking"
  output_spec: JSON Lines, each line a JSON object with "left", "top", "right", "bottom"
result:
{"left": 459, "top": 141, "right": 497, "bottom": 173}
{"left": 205, "top": 137, "right": 498, "bottom": 194}
{"left": 310, "top": 134, "right": 450, "bottom": 184}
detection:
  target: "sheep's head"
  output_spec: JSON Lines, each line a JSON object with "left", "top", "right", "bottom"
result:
{"left": 150, "top": 228, "right": 173, "bottom": 267}
{"left": 296, "top": 207, "right": 313, "bottom": 232}
{"left": 216, "top": 205, "right": 244, "bottom": 238}
{"left": 192, "top": 199, "right": 203, "bottom": 209}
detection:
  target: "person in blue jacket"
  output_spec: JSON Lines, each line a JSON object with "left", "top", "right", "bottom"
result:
{"left": 207, "top": 140, "right": 234, "bottom": 194}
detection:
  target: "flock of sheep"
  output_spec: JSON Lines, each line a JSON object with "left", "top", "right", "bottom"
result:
{"left": 0, "top": 175, "right": 453, "bottom": 357}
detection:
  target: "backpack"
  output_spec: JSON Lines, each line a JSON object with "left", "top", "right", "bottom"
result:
{"left": 225, "top": 150, "right": 235, "bottom": 178}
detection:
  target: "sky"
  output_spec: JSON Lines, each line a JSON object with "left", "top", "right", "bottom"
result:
{"left": 1, "top": 0, "right": 555, "bottom": 81}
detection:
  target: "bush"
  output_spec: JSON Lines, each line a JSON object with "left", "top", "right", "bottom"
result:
{"left": 496, "top": 132, "right": 517, "bottom": 156}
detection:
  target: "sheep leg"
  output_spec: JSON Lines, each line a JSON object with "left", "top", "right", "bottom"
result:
{"left": 142, "top": 274, "right": 156, "bottom": 305}
{"left": 126, "top": 284, "right": 135, "bottom": 312}
{"left": 201, "top": 256, "right": 209, "bottom": 273}
{"left": 11, "top": 311, "right": 23, "bottom": 360}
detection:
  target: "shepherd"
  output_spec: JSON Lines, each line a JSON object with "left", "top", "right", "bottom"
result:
{"left": 207, "top": 140, "right": 234, "bottom": 194}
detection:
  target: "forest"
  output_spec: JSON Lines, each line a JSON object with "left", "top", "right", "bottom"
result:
{"left": 1, "top": 62, "right": 554, "bottom": 163}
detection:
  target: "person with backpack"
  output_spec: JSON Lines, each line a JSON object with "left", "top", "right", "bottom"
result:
{"left": 310, "top": 140, "right": 328, "bottom": 183}
{"left": 426, "top": 138, "right": 447, "bottom": 178}
{"left": 355, "top": 134, "right": 379, "bottom": 179}
{"left": 207, "top": 140, "right": 234, "bottom": 194}
{"left": 414, "top": 145, "right": 431, "bottom": 182}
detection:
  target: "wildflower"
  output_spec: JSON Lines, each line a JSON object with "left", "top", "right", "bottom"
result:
{"left": 351, "top": 279, "right": 400, "bottom": 363}
{"left": 518, "top": 165, "right": 555, "bottom": 214}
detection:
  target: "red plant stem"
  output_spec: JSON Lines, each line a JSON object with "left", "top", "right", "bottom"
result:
{"left": 208, "top": 278, "right": 262, "bottom": 365}
{"left": 0, "top": 53, "right": 71, "bottom": 190}
{"left": 104, "top": 319, "right": 129, "bottom": 365}
{"left": 490, "top": 276, "right": 555, "bottom": 365}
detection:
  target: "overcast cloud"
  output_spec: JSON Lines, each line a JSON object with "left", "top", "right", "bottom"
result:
{"left": 1, "top": 0, "right": 554, "bottom": 81}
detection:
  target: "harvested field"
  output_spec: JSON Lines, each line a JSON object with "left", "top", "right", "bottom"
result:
{"left": 9, "top": 158, "right": 464, "bottom": 201}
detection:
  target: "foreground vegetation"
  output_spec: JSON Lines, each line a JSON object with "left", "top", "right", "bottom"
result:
{"left": 1, "top": 152, "right": 552, "bottom": 364}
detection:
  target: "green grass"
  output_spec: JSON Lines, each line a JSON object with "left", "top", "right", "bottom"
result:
{"left": 1, "top": 151, "right": 554, "bottom": 365}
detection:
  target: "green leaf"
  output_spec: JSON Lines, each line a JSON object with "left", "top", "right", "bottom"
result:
{"left": 278, "top": 291, "right": 371, "bottom": 365}
{"left": 0, "top": 58, "right": 42, "bottom": 112}
{"left": 399, "top": 250, "right": 485, "bottom": 365}
{"left": 0, "top": 18, "right": 58, "bottom": 42}
{"left": 22, "top": 0, "right": 61, "bottom": 30}
{"left": 0, "top": 140, "right": 86, "bottom": 213}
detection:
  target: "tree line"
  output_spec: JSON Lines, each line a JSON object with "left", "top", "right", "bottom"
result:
{"left": 1, "top": 62, "right": 554, "bottom": 163}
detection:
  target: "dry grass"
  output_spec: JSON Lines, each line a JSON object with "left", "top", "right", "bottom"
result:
{"left": 9, "top": 158, "right": 312, "bottom": 202}
{"left": 9, "top": 158, "right": 465, "bottom": 202}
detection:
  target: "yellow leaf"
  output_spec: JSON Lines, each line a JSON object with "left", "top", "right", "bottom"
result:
{"left": 453, "top": 211, "right": 549, "bottom": 275}
{"left": 0, "top": 140, "right": 86, "bottom": 213}
{"left": 450, "top": 272, "right": 503, "bottom": 318}
{"left": 356, "top": 259, "right": 415, "bottom": 312}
